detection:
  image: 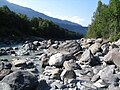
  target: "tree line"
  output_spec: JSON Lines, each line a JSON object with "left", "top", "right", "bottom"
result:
{"left": 0, "top": 6, "right": 82, "bottom": 40}
{"left": 86, "top": 0, "right": 120, "bottom": 41}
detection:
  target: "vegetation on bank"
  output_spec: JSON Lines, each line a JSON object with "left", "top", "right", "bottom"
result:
{"left": 86, "top": 0, "right": 120, "bottom": 41}
{"left": 0, "top": 6, "right": 82, "bottom": 40}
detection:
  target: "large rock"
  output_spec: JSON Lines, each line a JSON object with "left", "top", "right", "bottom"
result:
{"left": 2, "top": 70, "right": 38, "bottom": 90}
{"left": 0, "top": 82, "right": 11, "bottom": 90}
{"left": 0, "top": 69, "right": 11, "bottom": 80}
{"left": 97, "top": 65, "right": 118, "bottom": 84}
{"left": 89, "top": 43, "right": 101, "bottom": 54}
{"left": 48, "top": 53, "right": 65, "bottom": 67}
{"left": 37, "top": 80, "right": 51, "bottom": 90}
{"left": 104, "top": 49, "right": 119, "bottom": 65}
{"left": 60, "top": 70, "right": 76, "bottom": 84}
{"left": 59, "top": 40, "right": 82, "bottom": 55}
{"left": 12, "top": 59, "right": 26, "bottom": 67}
{"left": 63, "top": 60, "right": 81, "bottom": 70}
{"left": 50, "top": 68, "right": 61, "bottom": 80}
{"left": 79, "top": 50, "right": 98, "bottom": 66}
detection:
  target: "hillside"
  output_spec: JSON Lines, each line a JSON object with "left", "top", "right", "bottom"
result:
{"left": 0, "top": 6, "right": 81, "bottom": 40}
{"left": 0, "top": 0, "right": 87, "bottom": 35}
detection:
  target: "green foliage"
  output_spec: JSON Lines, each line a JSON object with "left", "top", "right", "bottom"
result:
{"left": 86, "top": 0, "right": 120, "bottom": 41}
{"left": 0, "top": 5, "right": 82, "bottom": 40}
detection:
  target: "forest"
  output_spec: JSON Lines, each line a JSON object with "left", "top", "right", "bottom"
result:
{"left": 0, "top": 6, "right": 81, "bottom": 40}
{"left": 86, "top": 0, "right": 120, "bottom": 41}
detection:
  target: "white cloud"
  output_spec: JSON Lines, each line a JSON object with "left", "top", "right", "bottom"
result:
{"left": 7, "top": 0, "right": 30, "bottom": 7}
{"left": 42, "top": 10, "right": 85, "bottom": 25}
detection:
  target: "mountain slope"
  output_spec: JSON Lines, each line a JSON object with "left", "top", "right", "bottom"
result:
{"left": 0, "top": 0, "right": 87, "bottom": 35}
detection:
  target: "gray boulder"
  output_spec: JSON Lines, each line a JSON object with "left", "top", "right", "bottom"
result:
{"left": 2, "top": 70, "right": 38, "bottom": 90}
{"left": 0, "top": 82, "right": 11, "bottom": 90}
{"left": 79, "top": 49, "right": 98, "bottom": 66}
{"left": 59, "top": 40, "right": 82, "bottom": 55}
{"left": 37, "top": 80, "right": 51, "bottom": 90}
{"left": 48, "top": 53, "right": 65, "bottom": 67}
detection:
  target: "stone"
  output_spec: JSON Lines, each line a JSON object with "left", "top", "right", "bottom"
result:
{"left": 0, "top": 69, "right": 11, "bottom": 80}
{"left": 2, "top": 70, "right": 38, "bottom": 90}
{"left": 37, "top": 79, "right": 51, "bottom": 90}
{"left": 59, "top": 40, "right": 82, "bottom": 55}
{"left": 101, "top": 43, "right": 109, "bottom": 55}
{"left": 60, "top": 70, "right": 76, "bottom": 84}
{"left": 63, "top": 61, "right": 81, "bottom": 70}
{"left": 91, "top": 75, "right": 100, "bottom": 82}
{"left": 51, "top": 68, "right": 61, "bottom": 80}
{"left": 98, "top": 65, "right": 118, "bottom": 84}
{"left": 0, "top": 82, "right": 11, "bottom": 90}
{"left": 50, "top": 81, "right": 64, "bottom": 89}
{"left": 93, "top": 79, "right": 107, "bottom": 88}
{"left": 95, "top": 38, "right": 103, "bottom": 43}
{"left": 108, "top": 84, "right": 120, "bottom": 90}
{"left": 12, "top": 59, "right": 26, "bottom": 67}
{"left": 89, "top": 43, "right": 101, "bottom": 54}
{"left": 48, "top": 53, "right": 65, "bottom": 67}
{"left": 103, "top": 48, "right": 119, "bottom": 64}
{"left": 79, "top": 49, "right": 97, "bottom": 66}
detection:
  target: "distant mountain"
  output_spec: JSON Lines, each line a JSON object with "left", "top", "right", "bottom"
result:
{"left": 0, "top": 0, "right": 88, "bottom": 35}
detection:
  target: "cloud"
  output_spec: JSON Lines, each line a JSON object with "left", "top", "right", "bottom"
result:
{"left": 42, "top": 10, "right": 85, "bottom": 25}
{"left": 7, "top": 0, "right": 30, "bottom": 7}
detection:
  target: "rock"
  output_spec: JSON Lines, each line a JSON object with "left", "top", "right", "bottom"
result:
{"left": 79, "top": 49, "right": 98, "bottom": 66}
{"left": 108, "top": 84, "right": 120, "bottom": 90}
{"left": 0, "top": 69, "right": 11, "bottom": 80}
{"left": 89, "top": 43, "right": 101, "bottom": 54}
{"left": 50, "top": 81, "right": 64, "bottom": 89}
{"left": 63, "top": 60, "right": 81, "bottom": 70}
{"left": 91, "top": 75, "right": 100, "bottom": 82}
{"left": 60, "top": 70, "right": 76, "bottom": 84}
{"left": 95, "top": 38, "right": 103, "bottom": 43}
{"left": 33, "top": 41, "right": 40, "bottom": 46}
{"left": 2, "top": 70, "right": 38, "bottom": 90}
{"left": 51, "top": 68, "right": 61, "bottom": 80}
{"left": 93, "top": 79, "right": 107, "bottom": 88}
{"left": 104, "top": 49, "right": 120, "bottom": 66}
{"left": 12, "top": 59, "right": 26, "bottom": 67}
{"left": 0, "top": 82, "right": 11, "bottom": 90}
{"left": 79, "top": 75, "right": 91, "bottom": 82}
{"left": 115, "top": 39, "right": 120, "bottom": 46}
{"left": 41, "top": 54, "right": 49, "bottom": 68}
{"left": 0, "top": 61, "right": 12, "bottom": 69}
{"left": 112, "top": 52, "right": 120, "bottom": 67}
{"left": 101, "top": 43, "right": 109, "bottom": 55}
{"left": 37, "top": 79, "right": 51, "bottom": 90}
{"left": 48, "top": 53, "right": 65, "bottom": 67}
{"left": 59, "top": 40, "right": 82, "bottom": 55}
{"left": 81, "top": 82, "right": 97, "bottom": 89}
{"left": 98, "top": 65, "right": 118, "bottom": 84}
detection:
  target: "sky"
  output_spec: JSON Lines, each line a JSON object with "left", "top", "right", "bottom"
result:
{"left": 7, "top": 0, "right": 110, "bottom": 26}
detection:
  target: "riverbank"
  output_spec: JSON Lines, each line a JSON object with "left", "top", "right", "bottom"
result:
{"left": 0, "top": 38, "right": 120, "bottom": 90}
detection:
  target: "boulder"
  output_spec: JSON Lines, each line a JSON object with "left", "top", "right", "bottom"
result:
{"left": 0, "top": 82, "right": 11, "bottom": 90}
{"left": 63, "top": 60, "right": 81, "bottom": 70}
{"left": 37, "top": 79, "right": 51, "bottom": 90}
{"left": 50, "top": 68, "right": 61, "bottom": 80}
{"left": 2, "top": 70, "right": 38, "bottom": 90}
{"left": 98, "top": 65, "right": 118, "bottom": 84}
{"left": 79, "top": 50, "right": 98, "bottom": 66}
{"left": 48, "top": 53, "right": 65, "bottom": 67}
{"left": 89, "top": 43, "right": 101, "bottom": 54}
{"left": 0, "top": 69, "right": 11, "bottom": 80}
{"left": 12, "top": 59, "right": 26, "bottom": 67}
{"left": 59, "top": 40, "right": 82, "bottom": 55}
{"left": 104, "top": 49, "right": 120, "bottom": 65}
{"left": 60, "top": 70, "right": 76, "bottom": 84}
